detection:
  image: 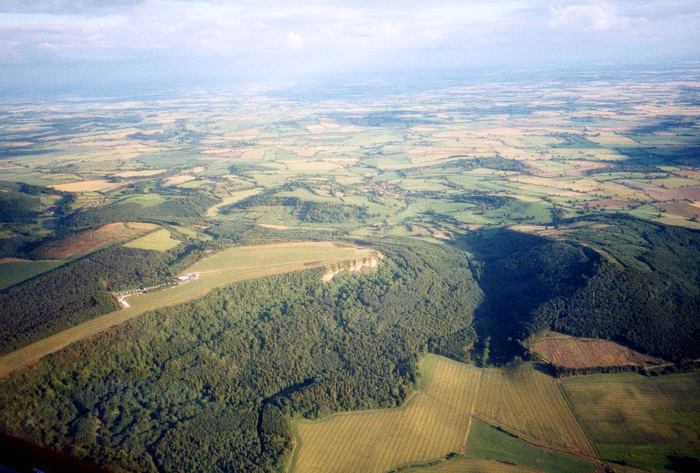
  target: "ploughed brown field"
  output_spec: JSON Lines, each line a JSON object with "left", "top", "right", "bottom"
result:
{"left": 530, "top": 334, "right": 663, "bottom": 369}
{"left": 34, "top": 222, "right": 159, "bottom": 259}
{"left": 643, "top": 185, "right": 700, "bottom": 201}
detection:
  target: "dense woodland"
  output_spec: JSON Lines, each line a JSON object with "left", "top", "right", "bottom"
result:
{"left": 1, "top": 215, "right": 700, "bottom": 471}
{"left": 0, "top": 182, "right": 72, "bottom": 257}
{"left": 223, "top": 192, "right": 371, "bottom": 223}
{"left": 541, "top": 217, "right": 700, "bottom": 361}
{"left": 459, "top": 229, "right": 601, "bottom": 364}
{"left": 60, "top": 192, "right": 217, "bottom": 232}
{"left": 461, "top": 217, "right": 700, "bottom": 363}
{"left": 0, "top": 247, "right": 174, "bottom": 355}
{"left": 0, "top": 240, "right": 482, "bottom": 472}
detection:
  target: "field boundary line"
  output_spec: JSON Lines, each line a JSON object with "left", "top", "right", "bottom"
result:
{"left": 472, "top": 413, "right": 602, "bottom": 464}
{"left": 556, "top": 380, "right": 600, "bottom": 460}
{"left": 461, "top": 367, "right": 482, "bottom": 454}
{"left": 285, "top": 421, "right": 304, "bottom": 473}
{"left": 289, "top": 354, "right": 436, "bottom": 430}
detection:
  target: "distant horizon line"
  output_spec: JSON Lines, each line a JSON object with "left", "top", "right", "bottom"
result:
{"left": 3, "top": 60, "right": 699, "bottom": 100}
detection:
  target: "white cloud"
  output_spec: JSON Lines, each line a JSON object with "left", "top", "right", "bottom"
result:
{"left": 0, "top": 1, "right": 698, "bottom": 88}
{"left": 286, "top": 31, "right": 304, "bottom": 50}
{"left": 548, "top": 3, "right": 647, "bottom": 32}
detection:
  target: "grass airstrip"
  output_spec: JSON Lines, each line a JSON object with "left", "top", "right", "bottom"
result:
{"left": 0, "top": 242, "right": 377, "bottom": 379}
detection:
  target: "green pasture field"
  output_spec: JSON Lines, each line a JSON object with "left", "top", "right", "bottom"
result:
{"left": 253, "top": 205, "right": 300, "bottom": 226}
{"left": 6, "top": 173, "right": 85, "bottom": 187}
{"left": 632, "top": 134, "right": 699, "bottom": 146}
{"left": 463, "top": 420, "right": 600, "bottom": 473}
{"left": 449, "top": 212, "right": 491, "bottom": 226}
{"left": 251, "top": 171, "right": 297, "bottom": 188}
{"left": 170, "top": 225, "right": 211, "bottom": 241}
{"left": 527, "top": 160, "right": 576, "bottom": 173}
{"left": 364, "top": 156, "right": 413, "bottom": 170}
{"left": 445, "top": 175, "right": 513, "bottom": 193}
{"left": 198, "top": 160, "right": 237, "bottom": 177}
{"left": 276, "top": 187, "right": 343, "bottom": 203}
{"left": 178, "top": 178, "right": 215, "bottom": 189}
{"left": 291, "top": 355, "right": 481, "bottom": 473}
{"left": 635, "top": 176, "right": 698, "bottom": 189}
{"left": 396, "top": 178, "right": 455, "bottom": 192}
{"left": 625, "top": 204, "right": 670, "bottom": 222}
{"left": 123, "top": 228, "right": 181, "bottom": 252}
{"left": 136, "top": 150, "right": 202, "bottom": 169}
{"left": 390, "top": 200, "right": 434, "bottom": 223}
{"left": 205, "top": 188, "right": 262, "bottom": 217}
{"left": 484, "top": 199, "right": 553, "bottom": 224}
{"left": 339, "top": 195, "right": 386, "bottom": 216}
{"left": 0, "top": 241, "right": 375, "bottom": 379}
{"left": 503, "top": 181, "right": 578, "bottom": 199}
{"left": 371, "top": 171, "right": 404, "bottom": 182}
{"left": 561, "top": 371, "right": 700, "bottom": 471}
{"left": 117, "top": 193, "right": 169, "bottom": 207}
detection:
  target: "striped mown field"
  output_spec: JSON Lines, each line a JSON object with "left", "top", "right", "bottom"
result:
{"left": 474, "top": 364, "right": 596, "bottom": 458}
{"left": 561, "top": 371, "right": 700, "bottom": 471}
{"left": 291, "top": 355, "right": 481, "bottom": 473}
{"left": 292, "top": 359, "right": 599, "bottom": 473}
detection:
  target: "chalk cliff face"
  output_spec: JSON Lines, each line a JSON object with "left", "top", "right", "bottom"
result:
{"left": 322, "top": 255, "right": 382, "bottom": 282}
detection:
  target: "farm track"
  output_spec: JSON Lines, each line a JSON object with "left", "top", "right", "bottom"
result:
{"left": 473, "top": 367, "right": 596, "bottom": 458}
{"left": 461, "top": 368, "right": 482, "bottom": 454}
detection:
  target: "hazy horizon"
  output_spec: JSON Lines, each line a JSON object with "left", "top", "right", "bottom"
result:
{"left": 2, "top": 1, "right": 699, "bottom": 96}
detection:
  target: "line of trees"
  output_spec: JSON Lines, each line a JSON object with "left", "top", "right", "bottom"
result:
{"left": 222, "top": 192, "right": 371, "bottom": 223}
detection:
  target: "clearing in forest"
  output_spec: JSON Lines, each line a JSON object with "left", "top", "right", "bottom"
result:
{"left": 0, "top": 241, "right": 376, "bottom": 379}
{"left": 35, "top": 222, "right": 159, "bottom": 259}
{"left": 123, "top": 228, "right": 181, "bottom": 252}
{"left": 47, "top": 179, "right": 114, "bottom": 192}
{"left": 529, "top": 333, "right": 663, "bottom": 370}
{"left": 291, "top": 355, "right": 481, "bottom": 473}
{"left": 561, "top": 371, "right": 700, "bottom": 471}
{"left": 0, "top": 260, "right": 63, "bottom": 291}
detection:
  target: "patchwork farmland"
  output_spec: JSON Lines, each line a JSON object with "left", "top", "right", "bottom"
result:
{"left": 562, "top": 371, "right": 700, "bottom": 471}
{"left": 291, "top": 358, "right": 599, "bottom": 473}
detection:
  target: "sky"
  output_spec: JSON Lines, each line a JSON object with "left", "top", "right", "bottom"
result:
{"left": 1, "top": 0, "right": 699, "bottom": 94}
